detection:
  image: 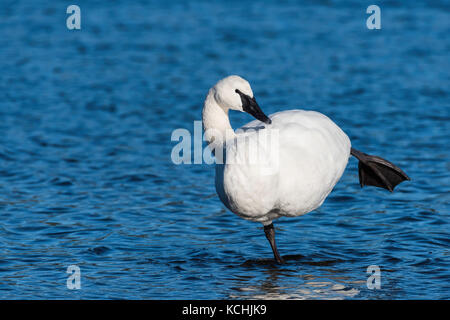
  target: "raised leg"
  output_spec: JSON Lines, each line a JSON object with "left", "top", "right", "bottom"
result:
{"left": 351, "top": 147, "right": 410, "bottom": 192}
{"left": 264, "top": 223, "right": 285, "bottom": 264}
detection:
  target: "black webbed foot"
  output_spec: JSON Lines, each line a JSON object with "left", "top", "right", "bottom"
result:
{"left": 351, "top": 148, "right": 410, "bottom": 192}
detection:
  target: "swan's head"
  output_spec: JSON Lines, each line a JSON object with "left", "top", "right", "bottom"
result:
{"left": 212, "top": 75, "right": 272, "bottom": 124}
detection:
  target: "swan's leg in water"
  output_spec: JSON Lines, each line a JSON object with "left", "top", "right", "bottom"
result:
{"left": 264, "top": 223, "right": 285, "bottom": 264}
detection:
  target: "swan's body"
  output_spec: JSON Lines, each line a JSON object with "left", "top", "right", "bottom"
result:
{"left": 215, "top": 110, "right": 350, "bottom": 224}
{"left": 202, "top": 75, "right": 410, "bottom": 263}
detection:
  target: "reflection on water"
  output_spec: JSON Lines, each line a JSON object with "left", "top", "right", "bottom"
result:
{"left": 231, "top": 281, "right": 360, "bottom": 300}
{"left": 0, "top": 0, "right": 449, "bottom": 299}
{"left": 232, "top": 256, "right": 360, "bottom": 299}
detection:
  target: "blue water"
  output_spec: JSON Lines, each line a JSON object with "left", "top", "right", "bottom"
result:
{"left": 0, "top": 0, "right": 448, "bottom": 299}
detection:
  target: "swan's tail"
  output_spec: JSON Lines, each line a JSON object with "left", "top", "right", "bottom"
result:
{"left": 350, "top": 148, "right": 410, "bottom": 192}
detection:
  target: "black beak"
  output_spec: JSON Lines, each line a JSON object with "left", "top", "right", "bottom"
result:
{"left": 235, "top": 89, "right": 272, "bottom": 125}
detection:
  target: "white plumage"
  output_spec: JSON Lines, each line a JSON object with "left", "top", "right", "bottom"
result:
{"left": 203, "top": 76, "right": 350, "bottom": 226}
{"left": 216, "top": 110, "right": 350, "bottom": 225}
{"left": 202, "top": 75, "right": 408, "bottom": 263}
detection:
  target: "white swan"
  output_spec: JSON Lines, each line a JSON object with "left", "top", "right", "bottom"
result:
{"left": 202, "top": 75, "right": 410, "bottom": 263}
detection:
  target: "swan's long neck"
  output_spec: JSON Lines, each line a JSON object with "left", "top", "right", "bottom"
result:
{"left": 202, "top": 89, "right": 235, "bottom": 147}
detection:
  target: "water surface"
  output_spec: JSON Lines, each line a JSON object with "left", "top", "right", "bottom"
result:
{"left": 0, "top": 0, "right": 449, "bottom": 299}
